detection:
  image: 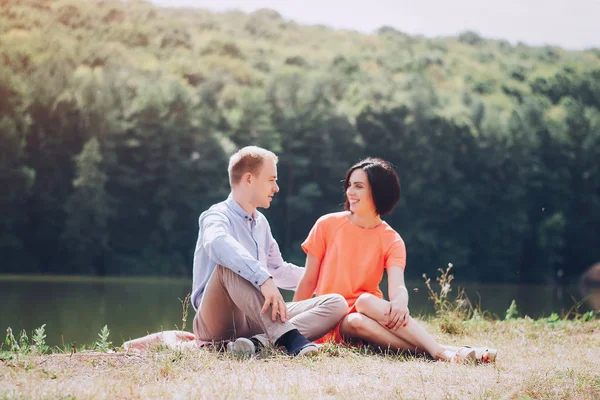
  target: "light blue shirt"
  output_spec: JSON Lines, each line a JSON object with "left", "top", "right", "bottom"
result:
{"left": 191, "top": 194, "right": 304, "bottom": 310}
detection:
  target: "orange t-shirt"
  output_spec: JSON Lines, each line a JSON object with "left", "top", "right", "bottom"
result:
{"left": 301, "top": 212, "right": 407, "bottom": 312}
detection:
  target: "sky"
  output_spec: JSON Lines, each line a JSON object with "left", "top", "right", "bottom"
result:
{"left": 150, "top": 0, "right": 599, "bottom": 50}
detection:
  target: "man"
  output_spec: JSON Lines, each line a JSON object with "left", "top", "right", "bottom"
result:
{"left": 191, "top": 146, "right": 347, "bottom": 356}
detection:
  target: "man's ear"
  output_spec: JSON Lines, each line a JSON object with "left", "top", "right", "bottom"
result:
{"left": 242, "top": 172, "right": 253, "bottom": 185}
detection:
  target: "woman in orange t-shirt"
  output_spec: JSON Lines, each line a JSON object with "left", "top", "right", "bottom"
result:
{"left": 294, "top": 158, "right": 496, "bottom": 363}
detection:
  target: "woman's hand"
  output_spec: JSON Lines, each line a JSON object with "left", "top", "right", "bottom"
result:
{"left": 384, "top": 297, "right": 409, "bottom": 330}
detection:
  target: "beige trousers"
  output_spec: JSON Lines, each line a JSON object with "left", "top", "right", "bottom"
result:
{"left": 193, "top": 265, "right": 347, "bottom": 344}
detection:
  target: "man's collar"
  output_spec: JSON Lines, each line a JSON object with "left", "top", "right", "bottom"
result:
{"left": 226, "top": 193, "right": 259, "bottom": 222}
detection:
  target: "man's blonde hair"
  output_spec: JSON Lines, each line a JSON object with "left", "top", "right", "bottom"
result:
{"left": 228, "top": 146, "right": 278, "bottom": 187}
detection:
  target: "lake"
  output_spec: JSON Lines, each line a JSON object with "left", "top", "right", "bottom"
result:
{"left": 1, "top": 275, "right": 598, "bottom": 348}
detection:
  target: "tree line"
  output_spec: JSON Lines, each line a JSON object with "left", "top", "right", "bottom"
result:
{"left": 1, "top": 0, "right": 599, "bottom": 283}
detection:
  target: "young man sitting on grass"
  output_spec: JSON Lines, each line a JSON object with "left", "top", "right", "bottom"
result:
{"left": 190, "top": 146, "right": 347, "bottom": 356}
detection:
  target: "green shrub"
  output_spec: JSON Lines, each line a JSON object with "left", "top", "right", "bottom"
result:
{"left": 423, "top": 263, "right": 473, "bottom": 334}
{"left": 505, "top": 300, "right": 520, "bottom": 320}
{"left": 94, "top": 325, "right": 112, "bottom": 352}
{"left": 32, "top": 324, "right": 49, "bottom": 354}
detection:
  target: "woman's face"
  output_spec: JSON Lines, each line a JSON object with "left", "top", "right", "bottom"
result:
{"left": 346, "top": 168, "right": 376, "bottom": 215}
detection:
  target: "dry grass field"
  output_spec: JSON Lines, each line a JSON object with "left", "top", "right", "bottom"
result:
{"left": 1, "top": 317, "right": 598, "bottom": 400}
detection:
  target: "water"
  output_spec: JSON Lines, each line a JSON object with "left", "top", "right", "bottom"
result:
{"left": 1, "top": 275, "right": 597, "bottom": 348}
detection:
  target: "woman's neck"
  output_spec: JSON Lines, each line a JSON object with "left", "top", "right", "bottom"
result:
{"left": 347, "top": 211, "right": 382, "bottom": 229}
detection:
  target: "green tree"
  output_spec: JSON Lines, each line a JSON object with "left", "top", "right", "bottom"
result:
{"left": 0, "top": 0, "right": 599, "bottom": 283}
{"left": 61, "top": 137, "right": 110, "bottom": 274}
{"left": 265, "top": 72, "right": 361, "bottom": 256}
{"left": 104, "top": 74, "right": 228, "bottom": 275}
{"left": 22, "top": 59, "right": 88, "bottom": 274}
{"left": 559, "top": 98, "right": 600, "bottom": 280}
{"left": 0, "top": 72, "right": 35, "bottom": 272}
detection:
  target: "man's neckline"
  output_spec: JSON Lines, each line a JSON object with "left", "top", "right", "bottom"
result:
{"left": 226, "top": 194, "right": 259, "bottom": 221}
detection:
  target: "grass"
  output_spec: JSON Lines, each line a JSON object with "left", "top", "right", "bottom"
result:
{"left": 1, "top": 266, "right": 598, "bottom": 399}
{"left": 0, "top": 318, "right": 598, "bottom": 399}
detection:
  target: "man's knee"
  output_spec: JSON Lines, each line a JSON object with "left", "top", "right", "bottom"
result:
{"left": 327, "top": 293, "right": 348, "bottom": 318}
{"left": 216, "top": 264, "right": 243, "bottom": 283}
{"left": 215, "top": 264, "right": 227, "bottom": 275}
{"left": 313, "top": 293, "right": 348, "bottom": 318}
{"left": 217, "top": 264, "right": 259, "bottom": 285}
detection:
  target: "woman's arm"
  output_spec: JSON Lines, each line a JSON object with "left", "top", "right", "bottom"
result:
{"left": 292, "top": 253, "right": 322, "bottom": 302}
{"left": 387, "top": 266, "right": 409, "bottom": 305}
{"left": 385, "top": 266, "right": 409, "bottom": 329}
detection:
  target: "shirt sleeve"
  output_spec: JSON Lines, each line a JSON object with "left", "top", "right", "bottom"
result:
{"left": 301, "top": 216, "right": 327, "bottom": 260}
{"left": 266, "top": 230, "right": 304, "bottom": 290}
{"left": 385, "top": 233, "right": 406, "bottom": 270}
{"left": 200, "top": 210, "right": 271, "bottom": 289}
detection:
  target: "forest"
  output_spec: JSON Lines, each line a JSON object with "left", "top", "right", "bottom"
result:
{"left": 1, "top": 0, "right": 599, "bottom": 283}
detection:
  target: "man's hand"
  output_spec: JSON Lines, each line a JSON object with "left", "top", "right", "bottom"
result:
{"left": 384, "top": 298, "right": 409, "bottom": 330}
{"left": 260, "top": 278, "right": 287, "bottom": 323}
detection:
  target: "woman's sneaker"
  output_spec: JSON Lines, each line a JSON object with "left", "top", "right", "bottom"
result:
{"left": 468, "top": 346, "right": 498, "bottom": 363}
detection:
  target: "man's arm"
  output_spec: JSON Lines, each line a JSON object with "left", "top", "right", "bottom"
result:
{"left": 201, "top": 211, "right": 271, "bottom": 290}
{"left": 266, "top": 232, "right": 304, "bottom": 290}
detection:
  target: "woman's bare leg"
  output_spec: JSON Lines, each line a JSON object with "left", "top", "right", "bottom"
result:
{"left": 339, "top": 313, "right": 418, "bottom": 352}
{"left": 353, "top": 293, "right": 450, "bottom": 359}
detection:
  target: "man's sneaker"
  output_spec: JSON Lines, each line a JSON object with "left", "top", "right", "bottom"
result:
{"left": 226, "top": 338, "right": 256, "bottom": 355}
{"left": 296, "top": 343, "right": 319, "bottom": 357}
{"left": 274, "top": 329, "right": 320, "bottom": 357}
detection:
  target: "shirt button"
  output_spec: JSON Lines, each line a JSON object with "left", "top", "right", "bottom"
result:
{"left": 255, "top": 281, "right": 258, "bottom": 284}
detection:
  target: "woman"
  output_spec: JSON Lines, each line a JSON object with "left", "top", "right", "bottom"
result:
{"left": 293, "top": 157, "right": 496, "bottom": 363}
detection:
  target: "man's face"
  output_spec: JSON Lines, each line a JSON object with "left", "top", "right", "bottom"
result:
{"left": 250, "top": 159, "right": 279, "bottom": 209}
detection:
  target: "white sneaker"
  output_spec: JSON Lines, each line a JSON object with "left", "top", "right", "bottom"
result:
{"left": 295, "top": 343, "right": 319, "bottom": 357}
{"left": 226, "top": 338, "right": 256, "bottom": 355}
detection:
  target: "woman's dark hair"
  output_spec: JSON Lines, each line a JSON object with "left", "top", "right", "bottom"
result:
{"left": 343, "top": 157, "right": 401, "bottom": 215}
